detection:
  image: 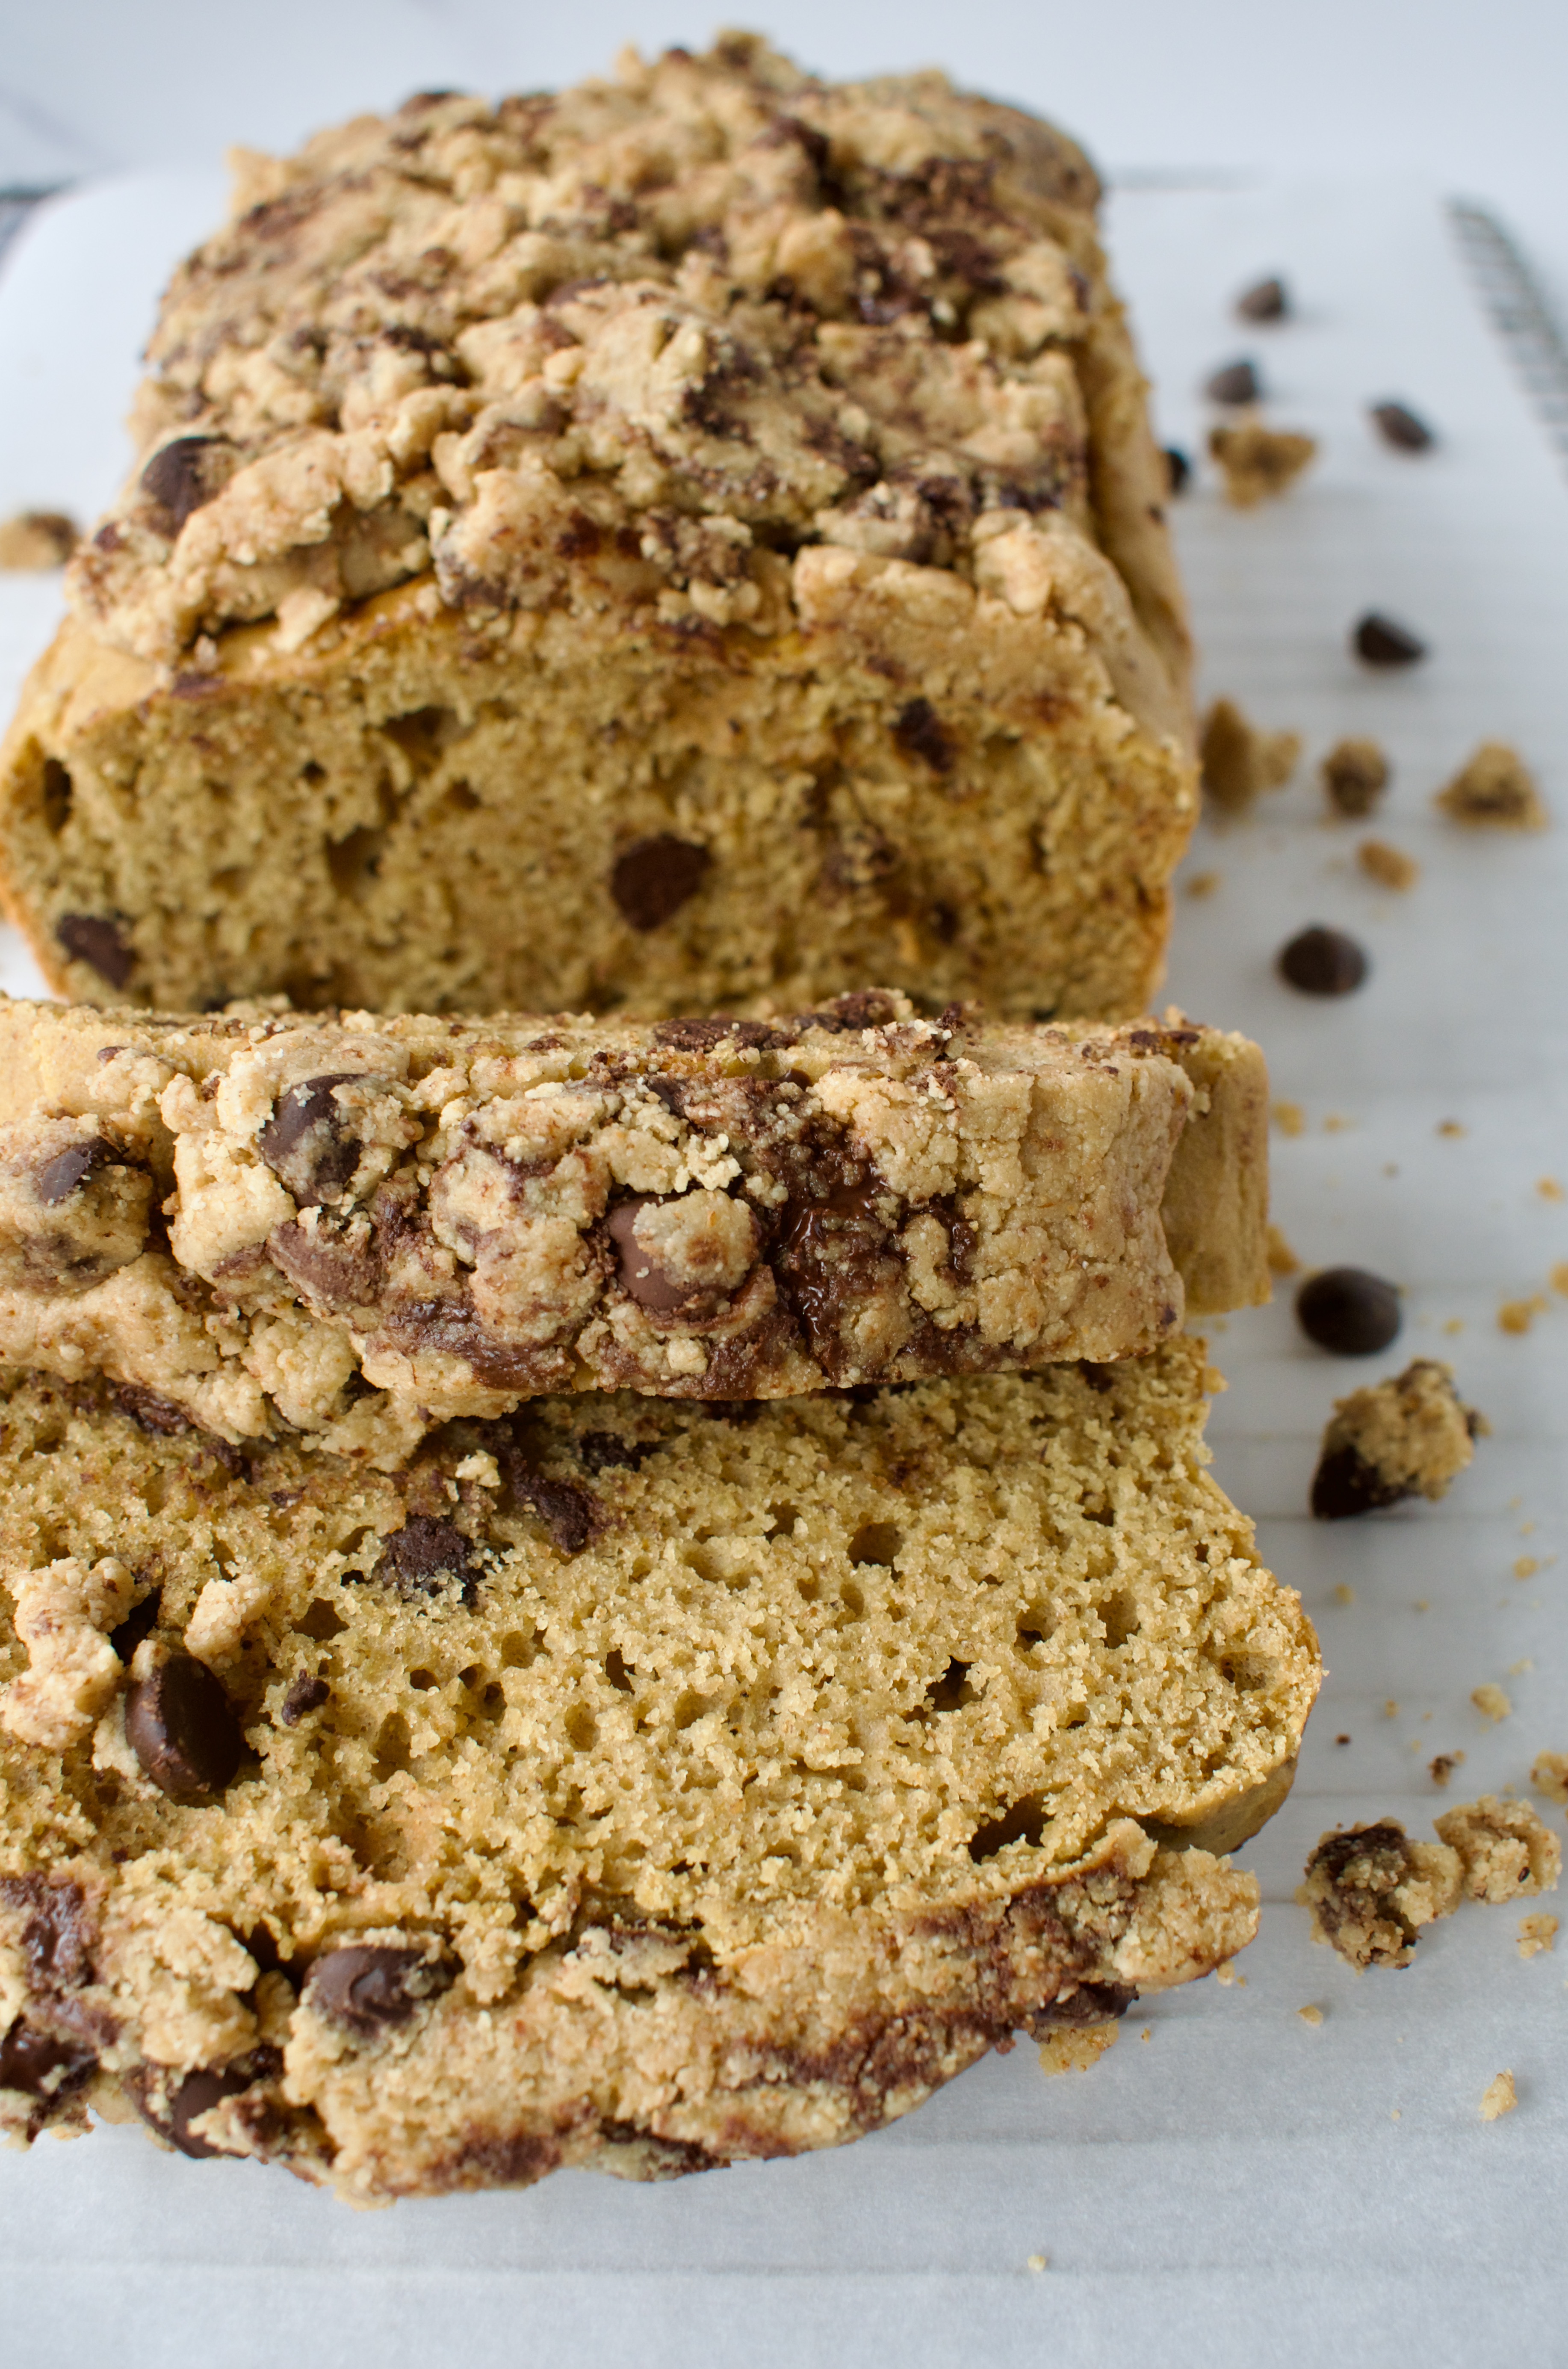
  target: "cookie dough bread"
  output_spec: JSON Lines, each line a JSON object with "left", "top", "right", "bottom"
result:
{"left": 0, "top": 1337, "right": 1318, "bottom": 2199}
{"left": 0, "top": 37, "right": 1193, "bottom": 1023}
{"left": 0, "top": 991, "right": 1268, "bottom": 1464}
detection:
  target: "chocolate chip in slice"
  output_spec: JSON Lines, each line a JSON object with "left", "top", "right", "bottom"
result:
{"left": 156, "top": 2055, "right": 280, "bottom": 2159}
{"left": 375, "top": 1514, "right": 475, "bottom": 1600}
{"left": 1353, "top": 612, "right": 1427, "bottom": 668}
{"left": 279, "top": 1673, "right": 329, "bottom": 1726}
{"left": 1369, "top": 402, "right": 1435, "bottom": 453}
{"left": 0, "top": 2018, "right": 96, "bottom": 2101}
{"left": 1296, "top": 1266, "right": 1403, "bottom": 1356}
{"left": 651, "top": 1016, "right": 789, "bottom": 1053}
{"left": 1204, "top": 359, "right": 1261, "bottom": 405}
{"left": 55, "top": 913, "right": 134, "bottom": 990}
{"left": 609, "top": 835, "right": 710, "bottom": 932}
{"left": 1278, "top": 926, "right": 1368, "bottom": 997}
{"left": 35, "top": 1136, "right": 120, "bottom": 1206}
{"left": 257, "top": 1073, "right": 364, "bottom": 1204}
{"left": 307, "top": 1943, "right": 449, "bottom": 2035}
{"left": 124, "top": 1653, "right": 244, "bottom": 1804}
{"left": 1235, "top": 275, "right": 1289, "bottom": 322}
{"left": 893, "top": 697, "right": 955, "bottom": 773}
{"left": 139, "top": 436, "right": 234, "bottom": 535}
{"left": 1163, "top": 447, "right": 1191, "bottom": 496}
{"left": 607, "top": 1198, "right": 692, "bottom": 1316}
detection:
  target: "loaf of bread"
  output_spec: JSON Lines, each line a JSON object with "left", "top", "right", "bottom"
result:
{"left": 0, "top": 36, "right": 1193, "bottom": 1022}
{"left": 0, "top": 990, "right": 1268, "bottom": 1462}
{"left": 0, "top": 1340, "right": 1317, "bottom": 2197}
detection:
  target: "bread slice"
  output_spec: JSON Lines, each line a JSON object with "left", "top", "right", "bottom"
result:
{"left": 0, "top": 1338, "right": 1317, "bottom": 2200}
{"left": 0, "top": 39, "right": 1193, "bottom": 1024}
{"left": 0, "top": 991, "right": 1268, "bottom": 1464}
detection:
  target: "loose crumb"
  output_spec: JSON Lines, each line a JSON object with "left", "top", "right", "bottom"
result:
{"left": 1436, "top": 744, "right": 1547, "bottom": 831}
{"left": 1514, "top": 1558, "right": 1539, "bottom": 1579}
{"left": 1334, "top": 1584, "right": 1356, "bottom": 1607}
{"left": 1443, "top": 1317, "right": 1464, "bottom": 1335}
{"left": 1390, "top": 2108, "right": 1401, "bottom": 2122}
{"left": 1273, "top": 1102, "right": 1306, "bottom": 1138}
{"left": 1384, "top": 1700, "right": 1400, "bottom": 1720}
{"left": 1026, "top": 2254, "right": 1048, "bottom": 2274}
{"left": 1208, "top": 420, "right": 1318, "bottom": 506}
{"left": 1322, "top": 737, "right": 1389, "bottom": 819}
{"left": 1518, "top": 1914, "right": 1558, "bottom": 1959}
{"left": 1413, "top": 1598, "right": 1429, "bottom": 1612}
{"left": 1479, "top": 2072, "right": 1517, "bottom": 2121}
{"left": 1530, "top": 1752, "right": 1568, "bottom": 1805}
{"left": 1298, "top": 2004, "right": 1324, "bottom": 2026}
{"left": 1538, "top": 1178, "right": 1565, "bottom": 1203}
{"left": 1184, "top": 870, "right": 1222, "bottom": 899}
{"left": 1322, "top": 1113, "right": 1353, "bottom": 1133}
{"left": 1499, "top": 1297, "right": 1547, "bottom": 1335}
{"left": 1266, "top": 1224, "right": 1302, "bottom": 1276}
{"left": 1215, "top": 1963, "right": 1246, "bottom": 1986}
{"left": 1139, "top": 2027, "right": 1152, "bottom": 2043}
{"left": 1429, "top": 1753, "right": 1461, "bottom": 1787}
{"left": 1473, "top": 1684, "right": 1512, "bottom": 1723}
{"left": 1299, "top": 1798, "right": 1559, "bottom": 1970}
{"left": 1437, "top": 1121, "right": 1466, "bottom": 1138}
{"left": 1509, "top": 1659, "right": 1534, "bottom": 1677}
{"left": 0, "top": 509, "right": 80, "bottom": 570}
{"left": 1357, "top": 839, "right": 1419, "bottom": 890}
{"left": 1200, "top": 697, "right": 1302, "bottom": 815}
{"left": 1037, "top": 2023, "right": 1119, "bottom": 2076}
{"left": 1552, "top": 1263, "right": 1568, "bottom": 1298}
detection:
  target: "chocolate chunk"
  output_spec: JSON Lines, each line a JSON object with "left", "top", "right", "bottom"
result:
{"left": 376, "top": 1514, "right": 475, "bottom": 1599}
{"left": 1370, "top": 401, "right": 1434, "bottom": 453}
{"left": 1205, "top": 360, "right": 1261, "bottom": 405}
{"left": 139, "top": 436, "right": 234, "bottom": 535}
{"left": 609, "top": 835, "right": 711, "bottom": 932}
{"left": 608, "top": 1198, "right": 693, "bottom": 1316}
{"left": 280, "top": 1673, "right": 329, "bottom": 1725}
{"left": 794, "top": 990, "right": 903, "bottom": 1034}
{"left": 894, "top": 698, "right": 955, "bottom": 773}
{"left": 0, "top": 1876, "right": 94, "bottom": 1992}
{"left": 156, "top": 2054, "right": 280, "bottom": 2159}
{"left": 113, "top": 1382, "right": 193, "bottom": 1437}
{"left": 1296, "top": 1266, "right": 1403, "bottom": 1356}
{"left": 55, "top": 913, "right": 134, "bottom": 989}
{"left": 1235, "top": 275, "right": 1288, "bottom": 322}
{"left": 513, "top": 1473, "right": 600, "bottom": 1555}
{"left": 650, "top": 1016, "right": 789, "bottom": 1053}
{"left": 124, "top": 1653, "right": 244, "bottom": 1804}
{"left": 35, "top": 1136, "right": 120, "bottom": 1205}
{"left": 1353, "top": 612, "right": 1427, "bottom": 668}
{"left": 774, "top": 1168, "right": 892, "bottom": 1370}
{"left": 267, "top": 1217, "right": 379, "bottom": 1310}
{"left": 0, "top": 2017, "right": 95, "bottom": 2101}
{"left": 1163, "top": 447, "right": 1191, "bottom": 495}
{"left": 109, "top": 1587, "right": 161, "bottom": 1663}
{"left": 257, "top": 1073, "right": 364, "bottom": 1203}
{"left": 1311, "top": 1442, "right": 1404, "bottom": 1519}
{"left": 1278, "top": 925, "right": 1368, "bottom": 997}
{"left": 1030, "top": 1980, "right": 1137, "bottom": 2029}
{"left": 307, "top": 1943, "right": 448, "bottom": 2034}
{"left": 575, "top": 1430, "right": 658, "bottom": 1474}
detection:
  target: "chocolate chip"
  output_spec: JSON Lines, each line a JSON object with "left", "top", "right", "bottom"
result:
{"left": 1278, "top": 926, "right": 1368, "bottom": 996}
{"left": 109, "top": 1587, "right": 161, "bottom": 1663}
{"left": 513, "top": 1473, "right": 600, "bottom": 1555}
{"left": 795, "top": 990, "right": 902, "bottom": 1034}
{"left": 894, "top": 698, "right": 955, "bottom": 773}
{"left": 124, "top": 1653, "right": 244, "bottom": 1804}
{"left": 35, "top": 1136, "right": 120, "bottom": 1206}
{"left": 139, "top": 436, "right": 233, "bottom": 535}
{"left": 1205, "top": 360, "right": 1261, "bottom": 405}
{"left": 0, "top": 2018, "right": 95, "bottom": 2101}
{"left": 1163, "top": 447, "right": 1191, "bottom": 495}
{"left": 1353, "top": 612, "right": 1427, "bottom": 667}
{"left": 157, "top": 2055, "right": 279, "bottom": 2159}
{"left": 575, "top": 1430, "right": 657, "bottom": 1473}
{"left": 1236, "top": 275, "right": 1289, "bottom": 322}
{"left": 607, "top": 1198, "right": 692, "bottom": 1316}
{"left": 376, "top": 1515, "right": 475, "bottom": 1599}
{"left": 307, "top": 1943, "right": 448, "bottom": 2034}
{"left": 1031, "top": 1979, "right": 1137, "bottom": 2029}
{"left": 257, "top": 1073, "right": 364, "bottom": 1203}
{"left": 1296, "top": 1266, "right": 1403, "bottom": 1355}
{"left": 55, "top": 914, "right": 134, "bottom": 989}
{"left": 609, "top": 835, "right": 710, "bottom": 932}
{"left": 650, "top": 1016, "right": 789, "bottom": 1053}
{"left": 0, "top": 1876, "right": 93, "bottom": 1993}
{"left": 1370, "top": 402, "right": 1434, "bottom": 453}
{"left": 280, "top": 1673, "right": 329, "bottom": 1725}
{"left": 1311, "top": 1442, "right": 1404, "bottom": 1518}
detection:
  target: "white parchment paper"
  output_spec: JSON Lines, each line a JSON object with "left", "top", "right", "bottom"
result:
{"left": 0, "top": 174, "right": 1563, "bottom": 2369}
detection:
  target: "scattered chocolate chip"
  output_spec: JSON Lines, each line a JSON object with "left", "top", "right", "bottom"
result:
{"left": 257, "top": 1073, "right": 364, "bottom": 1203}
{"left": 1278, "top": 926, "right": 1368, "bottom": 997}
{"left": 376, "top": 1515, "right": 475, "bottom": 1599}
{"left": 124, "top": 1653, "right": 244, "bottom": 1804}
{"left": 1236, "top": 275, "right": 1289, "bottom": 322}
{"left": 35, "top": 1136, "right": 120, "bottom": 1205}
{"left": 1353, "top": 612, "right": 1427, "bottom": 668}
{"left": 55, "top": 913, "right": 134, "bottom": 989}
{"left": 1205, "top": 360, "right": 1261, "bottom": 405}
{"left": 1311, "top": 1442, "right": 1403, "bottom": 1518}
{"left": 1163, "top": 447, "right": 1191, "bottom": 495}
{"left": 307, "top": 1944, "right": 449, "bottom": 2035}
{"left": 893, "top": 697, "right": 955, "bottom": 773}
{"left": 1369, "top": 402, "right": 1434, "bottom": 453}
{"left": 1296, "top": 1266, "right": 1403, "bottom": 1356}
{"left": 575, "top": 1430, "right": 658, "bottom": 1474}
{"left": 609, "top": 835, "right": 710, "bottom": 932}
{"left": 607, "top": 1198, "right": 691, "bottom": 1316}
{"left": 1335, "top": 1734, "right": 1352, "bottom": 1746}
{"left": 139, "top": 436, "right": 233, "bottom": 534}
{"left": 280, "top": 1673, "right": 329, "bottom": 1726}
{"left": 650, "top": 1016, "right": 788, "bottom": 1053}
{"left": 0, "top": 2018, "right": 95, "bottom": 2101}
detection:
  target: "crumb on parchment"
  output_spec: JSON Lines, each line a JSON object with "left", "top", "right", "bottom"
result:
{"left": 1200, "top": 697, "right": 1301, "bottom": 814}
{"left": 1266, "top": 1224, "right": 1301, "bottom": 1276}
{"left": 1298, "top": 2004, "right": 1324, "bottom": 2026}
{"left": 1517, "top": 1914, "right": 1557, "bottom": 1959}
{"left": 1037, "top": 2024, "right": 1119, "bottom": 2076}
{"left": 1299, "top": 1798, "right": 1559, "bottom": 1970}
{"left": 1479, "top": 2072, "right": 1517, "bottom": 2121}
{"left": 1357, "top": 839, "right": 1419, "bottom": 890}
{"left": 1530, "top": 1752, "right": 1568, "bottom": 1806}
{"left": 1473, "top": 1684, "right": 1512, "bottom": 1723}
{"left": 1273, "top": 1102, "right": 1305, "bottom": 1137}
{"left": 1436, "top": 744, "right": 1547, "bottom": 831}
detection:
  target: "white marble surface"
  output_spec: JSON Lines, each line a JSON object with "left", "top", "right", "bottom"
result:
{"left": 0, "top": 148, "right": 1566, "bottom": 2369}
